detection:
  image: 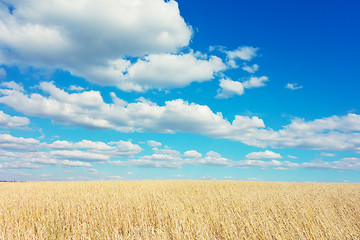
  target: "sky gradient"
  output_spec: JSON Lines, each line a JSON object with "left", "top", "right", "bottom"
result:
{"left": 0, "top": 0, "right": 359, "bottom": 182}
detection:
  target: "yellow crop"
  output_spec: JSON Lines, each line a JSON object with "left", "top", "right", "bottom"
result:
{"left": 1, "top": 181, "right": 359, "bottom": 239}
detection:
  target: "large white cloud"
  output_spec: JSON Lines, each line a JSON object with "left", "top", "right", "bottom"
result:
{"left": 1, "top": 83, "right": 360, "bottom": 151}
{"left": 0, "top": 0, "right": 191, "bottom": 62}
{"left": 0, "top": 0, "right": 197, "bottom": 91}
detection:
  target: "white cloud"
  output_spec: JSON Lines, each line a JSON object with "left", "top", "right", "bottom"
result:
{"left": 108, "top": 175, "right": 124, "bottom": 180}
{"left": 0, "top": 81, "right": 24, "bottom": 91}
{"left": 183, "top": 150, "right": 202, "bottom": 158}
{"left": 111, "top": 148, "right": 282, "bottom": 169}
{"left": 320, "top": 152, "right": 335, "bottom": 157}
{"left": 69, "top": 85, "right": 84, "bottom": 92}
{"left": 226, "top": 46, "right": 258, "bottom": 61}
{"left": 285, "top": 83, "right": 303, "bottom": 90}
{"left": 1, "top": 132, "right": 360, "bottom": 171}
{"left": 61, "top": 160, "right": 92, "bottom": 168}
{"left": 147, "top": 140, "right": 162, "bottom": 147}
{"left": 49, "top": 150, "right": 110, "bottom": 161}
{"left": 48, "top": 140, "right": 114, "bottom": 151}
{"left": 236, "top": 159, "right": 282, "bottom": 168}
{"left": 246, "top": 150, "right": 282, "bottom": 159}
{"left": 302, "top": 158, "right": 360, "bottom": 170}
{"left": 0, "top": 111, "right": 29, "bottom": 129}
{"left": 99, "top": 53, "right": 226, "bottom": 91}
{"left": 287, "top": 155, "right": 298, "bottom": 159}
{"left": 226, "top": 59, "right": 238, "bottom": 68}
{"left": 0, "top": 0, "right": 192, "bottom": 90}
{"left": 0, "top": 132, "right": 143, "bottom": 169}
{"left": 107, "top": 140, "right": 143, "bottom": 157}
{"left": 242, "top": 76, "right": 269, "bottom": 89}
{"left": 1, "top": 83, "right": 360, "bottom": 151}
{"left": 216, "top": 76, "right": 269, "bottom": 98}
{"left": 0, "top": 134, "right": 39, "bottom": 151}
{"left": 48, "top": 139, "right": 142, "bottom": 157}
{"left": 216, "top": 78, "right": 244, "bottom": 98}
{"left": 0, "top": 82, "right": 234, "bottom": 134}
{"left": 0, "top": 67, "right": 6, "bottom": 78}
{"left": 242, "top": 64, "right": 259, "bottom": 73}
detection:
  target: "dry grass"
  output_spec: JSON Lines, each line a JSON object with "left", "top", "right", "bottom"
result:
{"left": 0, "top": 181, "right": 359, "bottom": 239}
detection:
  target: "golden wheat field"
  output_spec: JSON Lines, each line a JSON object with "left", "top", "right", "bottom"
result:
{"left": 0, "top": 181, "right": 359, "bottom": 239}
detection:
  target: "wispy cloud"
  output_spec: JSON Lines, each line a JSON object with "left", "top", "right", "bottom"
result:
{"left": 0, "top": 68, "right": 6, "bottom": 78}
{"left": 285, "top": 83, "right": 303, "bottom": 90}
{"left": 242, "top": 64, "right": 259, "bottom": 73}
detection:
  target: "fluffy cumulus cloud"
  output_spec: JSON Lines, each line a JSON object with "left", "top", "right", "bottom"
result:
{"left": 216, "top": 78, "right": 244, "bottom": 98}
{"left": 216, "top": 76, "right": 269, "bottom": 98}
{"left": 246, "top": 150, "right": 282, "bottom": 159}
{"left": 1, "top": 83, "right": 360, "bottom": 151}
{"left": 226, "top": 46, "right": 258, "bottom": 61}
{"left": 0, "top": 0, "right": 199, "bottom": 91}
{"left": 183, "top": 150, "right": 202, "bottom": 158}
{"left": 88, "top": 52, "right": 226, "bottom": 91}
{"left": 0, "top": 111, "right": 29, "bottom": 129}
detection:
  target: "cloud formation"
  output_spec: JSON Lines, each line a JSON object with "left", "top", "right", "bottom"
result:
{"left": 1, "top": 83, "right": 360, "bottom": 151}
{"left": 216, "top": 76, "right": 269, "bottom": 98}
{"left": 86, "top": 52, "right": 226, "bottom": 91}
{"left": 0, "top": 0, "right": 195, "bottom": 91}
{"left": 0, "top": 111, "right": 29, "bottom": 129}
{"left": 0, "top": 133, "right": 142, "bottom": 170}
{"left": 242, "top": 64, "right": 259, "bottom": 73}
{"left": 226, "top": 46, "right": 258, "bottom": 61}
{"left": 1, "top": 132, "right": 360, "bottom": 171}
{"left": 246, "top": 150, "right": 282, "bottom": 159}
{"left": 285, "top": 83, "right": 303, "bottom": 90}
{"left": 216, "top": 78, "right": 244, "bottom": 98}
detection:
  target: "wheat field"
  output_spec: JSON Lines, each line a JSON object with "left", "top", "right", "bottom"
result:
{"left": 0, "top": 181, "right": 359, "bottom": 239}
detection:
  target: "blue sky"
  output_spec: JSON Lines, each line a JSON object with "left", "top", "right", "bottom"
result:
{"left": 0, "top": 0, "right": 359, "bottom": 182}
